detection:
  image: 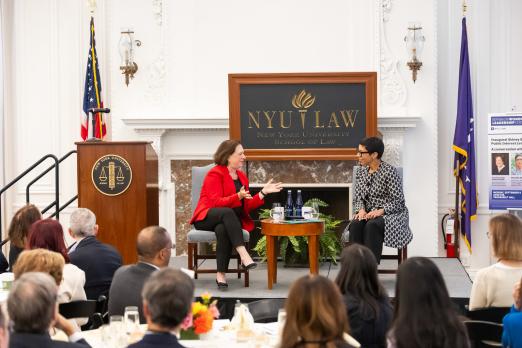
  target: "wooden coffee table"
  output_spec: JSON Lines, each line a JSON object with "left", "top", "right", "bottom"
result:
{"left": 260, "top": 219, "right": 325, "bottom": 289}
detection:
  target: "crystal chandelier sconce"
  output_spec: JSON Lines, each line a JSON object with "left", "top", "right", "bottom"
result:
{"left": 404, "top": 23, "right": 426, "bottom": 83}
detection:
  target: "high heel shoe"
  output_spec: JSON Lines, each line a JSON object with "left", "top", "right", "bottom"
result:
{"left": 216, "top": 279, "right": 228, "bottom": 290}
{"left": 241, "top": 262, "right": 257, "bottom": 270}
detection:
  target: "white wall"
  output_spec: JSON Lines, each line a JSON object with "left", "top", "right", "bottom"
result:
{"left": 438, "top": 0, "right": 522, "bottom": 274}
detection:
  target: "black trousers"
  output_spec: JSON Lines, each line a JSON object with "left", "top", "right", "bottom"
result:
{"left": 348, "top": 217, "right": 385, "bottom": 263}
{"left": 193, "top": 207, "right": 245, "bottom": 273}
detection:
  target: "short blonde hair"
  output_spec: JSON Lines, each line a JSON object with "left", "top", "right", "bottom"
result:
{"left": 489, "top": 214, "right": 522, "bottom": 260}
{"left": 13, "top": 249, "right": 64, "bottom": 285}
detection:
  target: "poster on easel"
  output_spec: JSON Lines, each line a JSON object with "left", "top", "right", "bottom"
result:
{"left": 488, "top": 113, "right": 522, "bottom": 209}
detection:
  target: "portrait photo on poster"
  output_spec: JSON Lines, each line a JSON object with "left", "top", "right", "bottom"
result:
{"left": 511, "top": 153, "right": 522, "bottom": 175}
{"left": 492, "top": 152, "right": 509, "bottom": 176}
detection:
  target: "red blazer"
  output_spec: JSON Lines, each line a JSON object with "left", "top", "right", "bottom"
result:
{"left": 190, "top": 165, "right": 264, "bottom": 232}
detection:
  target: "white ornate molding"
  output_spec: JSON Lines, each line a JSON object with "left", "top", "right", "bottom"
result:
{"left": 379, "top": 0, "right": 407, "bottom": 115}
{"left": 378, "top": 116, "right": 420, "bottom": 167}
{"left": 121, "top": 117, "right": 229, "bottom": 130}
{"left": 146, "top": 0, "right": 166, "bottom": 104}
{"left": 151, "top": 0, "right": 163, "bottom": 26}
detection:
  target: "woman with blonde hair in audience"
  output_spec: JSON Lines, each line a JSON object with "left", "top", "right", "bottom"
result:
{"left": 281, "top": 274, "right": 360, "bottom": 348}
{"left": 27, "top": 219, "right": 86, "bottom": 303}
{"left": 387, "top": 257, "right": 469, "bottom": 348}
{"left": 13, "top": 249, "right": 64, "bottom": 286}
{"left": 7, "top": 204, "right": 41, "bottom": 270}
{"left": 469, "top": 213, "right": 522, "bottom": 309}
{"left": 335, "top": 244, "right": 392, "bottom": 348}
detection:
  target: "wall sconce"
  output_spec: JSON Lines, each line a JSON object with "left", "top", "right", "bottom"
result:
{"left": 119, "top": 29, "right": 141, "bottom": 86}
{"left": 404, "top": 23, "right": 425, "bottom": 83}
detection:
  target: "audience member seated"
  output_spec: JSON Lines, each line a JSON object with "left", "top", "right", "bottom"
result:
{"left": 7, "top": 272, "right": 91, "bottom": 347}
{"left": 7, "top": 204, "right": 41, "bottom": 270}
{"left": 13, "top": 249, "right": 65, "bottom": 287}
{"left": 127, "top": 268, "right": 195, "bottom": 348}
{"left": 0, "top": 302, "right": 8, "bottom": 348}
{"left": 335, "top": 245, "right": 392, "bottom": 348}
{"left": 108, "top": 226, "right": 172, "bottom": 323}
{"left": 502, "top": 277, "right": 522, "bottom": 348}
{"left": 67, "top": 208, "right": 122, "bottom": 300}
{"left": 470, "top": 213, "right": 522, "bottom": 309}
{"left": 387, "top": 257, "right": 469, "bottom": 348}
{"left": 27, "top": 219, "right": 86, "bottom": 303}
{"left": 0, "top": 252, "right": 7, "bottom": 274}
{"left": 281, "top": 274, "right": 360, "bottom": 348}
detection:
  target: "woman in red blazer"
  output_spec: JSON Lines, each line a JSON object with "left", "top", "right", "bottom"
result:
{"left": 190, "top": 140, "right": 283, "bottom": 289}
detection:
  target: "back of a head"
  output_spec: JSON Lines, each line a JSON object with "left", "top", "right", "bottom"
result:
{"left": 27, "top": 219, "right": 70, "bottom": 262}
{"left": 391, "top": 257, "right": 468, "bottom": 348}
{"left": 7, "top": 272, "right": 57, "bottom": 334}
{"left": 335, "top": 244, "right": 386, "bottom": 318}
{"left": 136, "top": 226, "right": 171, "bottom": 261}
{"left": 13, "top": 249, "right": 65, "bottom": 286}
{"left": 142, "top": 268, "right": 195, "bottom": 329}
{"left": 489, "top": 213, "right": 522, "bottom": 260}
{"left": 7, "top": 204, "right": 42, "bottom": 248}
{"left": 336, "top": 244, "right": 386, "bottom": 299}
{"left": 281, "top": 275, "right": 348, "bottom": 348}
{"left": 69, "top": 208, "right": 96, "bottom": 238}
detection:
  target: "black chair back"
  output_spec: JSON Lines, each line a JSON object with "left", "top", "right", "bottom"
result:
{"left": 59, "top": 298, "right": 105, "bottom": 331}
{"left": 463, "top": 320, "right": 503, "bottom": 348}
{"left": 247, "top": 298, "right": 286, "bottom": 323}
{"left": 466, "top": 306, "right": 510, "bottom": 324}
{"left": 59, "top": 300, "right": 97, "bottom": 319}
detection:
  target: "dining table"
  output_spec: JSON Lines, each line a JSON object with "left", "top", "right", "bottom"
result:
{"left": 78, "top": 319, "right": 280, "bottom": 347}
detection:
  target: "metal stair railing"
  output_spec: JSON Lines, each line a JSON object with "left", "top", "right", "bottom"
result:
{"left": 0, "top": 150, "right": 78, "bottom": 238}
{"left": 25, "top": 150, "right": 77, "bottom": 218}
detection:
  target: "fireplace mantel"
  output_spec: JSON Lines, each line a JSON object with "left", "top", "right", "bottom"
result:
{"left": 121, "top": 115, "right": 420, "bottom": 254}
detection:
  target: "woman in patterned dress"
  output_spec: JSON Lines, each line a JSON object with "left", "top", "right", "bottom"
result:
{"left": 348, "top": 136, "right": 411, "bottom": 263}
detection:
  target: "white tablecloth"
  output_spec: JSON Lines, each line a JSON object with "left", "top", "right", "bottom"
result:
{"left": 81, "top": 319, "right": 280, "bottom": 347}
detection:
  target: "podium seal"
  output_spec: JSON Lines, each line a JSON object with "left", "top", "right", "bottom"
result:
{"left": 91, "top": 154, "right": 132, "bottom": 196}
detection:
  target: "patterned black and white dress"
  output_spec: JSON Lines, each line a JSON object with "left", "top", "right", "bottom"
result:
{"left": 352, "top": 161, "right": 412, "bottom": 248}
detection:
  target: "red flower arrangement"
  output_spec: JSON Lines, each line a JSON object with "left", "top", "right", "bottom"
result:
{"left": 181, "top": 292, "right": 220, "bottom": 337}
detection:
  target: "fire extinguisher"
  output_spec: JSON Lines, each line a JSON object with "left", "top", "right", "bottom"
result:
{"left": 441, "top": 210, "right": 457, "bottom": 258}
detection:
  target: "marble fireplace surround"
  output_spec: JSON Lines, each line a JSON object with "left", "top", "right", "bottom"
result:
{"left": 122, "top": 115, "right": 420, "bottom": 255}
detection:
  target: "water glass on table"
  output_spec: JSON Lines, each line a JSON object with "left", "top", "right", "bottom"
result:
{"left": 124, "top": 306, "right": 140, "bottom": 334}
{"left": 270, "top": 203, "right": 284, "bottom": 222}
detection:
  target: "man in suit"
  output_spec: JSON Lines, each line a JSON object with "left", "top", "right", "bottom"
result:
{"left": 68, "top": 208, "right": 122, "bottom": 300}
{"left": 108, "top": 226, "right": 172, "bottom": 323}
{"left": 127, "top": 268, "right": 194, "bottom": 348}
{"left": 7, "top": 272, "right": 91, "bottom": 348}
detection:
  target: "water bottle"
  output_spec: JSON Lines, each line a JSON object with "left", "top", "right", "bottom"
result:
{"left": 234, "top": 299, "right": 241, "bottom": 318}
{"left": 285, "top": 190, "right": 294, "bottom": 217}
{"left": 295, "top": 190, "right": 303, "bottom": 217}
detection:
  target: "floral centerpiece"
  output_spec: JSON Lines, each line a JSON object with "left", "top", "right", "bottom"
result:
{"left": 180, "top": 292, "right": 220, "bottom": 340}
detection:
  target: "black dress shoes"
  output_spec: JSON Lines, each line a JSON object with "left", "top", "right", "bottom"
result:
{"left": 216, "top": 279, "right": 228, "bottom": 290}
{"left": 241, "top": 262, "right": 257, "bottom": 270}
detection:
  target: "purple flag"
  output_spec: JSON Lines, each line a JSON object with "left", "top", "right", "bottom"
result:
{"left": 452, "top": 17, "right": 477, "bottom": 252}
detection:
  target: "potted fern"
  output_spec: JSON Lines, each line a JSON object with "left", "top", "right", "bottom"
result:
{"left": 253, "top": 198, "right": 342, "bottom": 266}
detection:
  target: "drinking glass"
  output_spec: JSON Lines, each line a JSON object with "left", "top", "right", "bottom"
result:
{"left": 310, "top": 202, "right": 320, "bottom": 219}
{"left": 124, "top": 306, "right": 140, "bottom": 334}
{"left": 277, "top": 309, "right": 286, "bottom": 336}
{"left": 110, "top": 315, "right": 124, "bottom": 333}
{"left": 270, "top": 202, "right": 284, "bottom": 221}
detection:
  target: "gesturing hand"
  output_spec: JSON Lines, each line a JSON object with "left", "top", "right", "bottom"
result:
{"left": 238, "top": 186, "right": 253, "bottom": 200}
{"left": 262, "top": 179, "right": 283, "bottom": 194}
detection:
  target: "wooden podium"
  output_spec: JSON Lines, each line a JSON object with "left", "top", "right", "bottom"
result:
{"left": 76, "top": 141, "right": 158, "bottom": 264}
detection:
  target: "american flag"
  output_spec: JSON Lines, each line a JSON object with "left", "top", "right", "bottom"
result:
{"left": 452, "top": 17, "right": 477, "bottom": 252}
{"left": 81, "top": 17, "right": 106, "bottom": 140}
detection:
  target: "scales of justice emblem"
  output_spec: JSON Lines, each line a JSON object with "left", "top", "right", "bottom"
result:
{"left": 91, "top": 154, "right": 132, "bottom": 196}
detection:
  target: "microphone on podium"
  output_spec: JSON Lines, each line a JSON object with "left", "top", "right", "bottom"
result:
{"left": 88, "top": 107, "right": 111, "bottom": 114}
